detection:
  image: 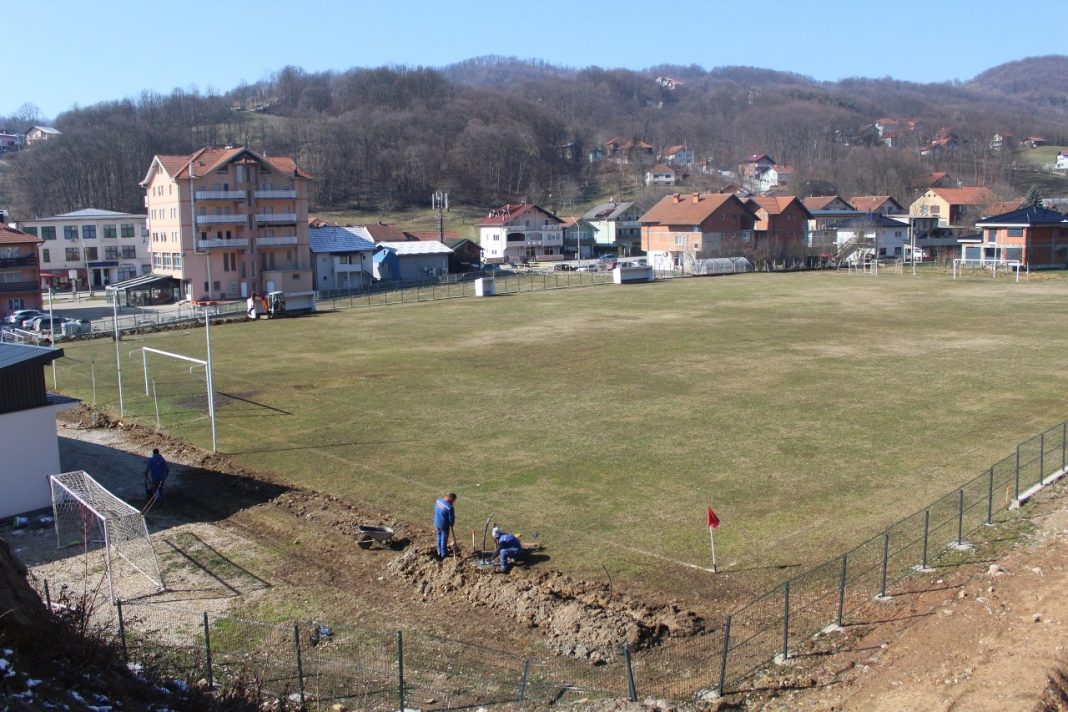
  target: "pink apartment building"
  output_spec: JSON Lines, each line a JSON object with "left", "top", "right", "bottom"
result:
{"left": 140, "top": 146, "right": 314, "bottom": 308}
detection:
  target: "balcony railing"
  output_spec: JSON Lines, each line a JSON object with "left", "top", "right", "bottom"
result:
{"left": 257, "top": 235, "right": 298, "bottom": 247}
{"left": 196, "top": 238, "right": 249, "bottom": 249}
{"left": 0, "top": 280, "right": 39, "bottom": 292}
{"left": 619, "top": 220, "right": 641, "bottom": 228}
{"left": 196, "top": 215, "right": 246, "bottom": 225}
{"left": 195, "top": 190, "right": 246, "bottom": 200}
{"left": 255, "top": 213, "right": 298, "bottom": 224}
{"left": 0, "top": 256, "right": 37, "bottom": 267}
{"left": 254, "top": 190, "right": 297, "bottom": 199}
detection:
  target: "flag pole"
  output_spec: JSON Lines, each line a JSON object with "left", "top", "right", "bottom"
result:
{"left": 709, "top": 525, "right": 717, "bottom": 573}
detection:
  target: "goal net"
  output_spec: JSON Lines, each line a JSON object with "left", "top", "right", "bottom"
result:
{"left": 50, "top": 470, "right": 164, "bottom": 602}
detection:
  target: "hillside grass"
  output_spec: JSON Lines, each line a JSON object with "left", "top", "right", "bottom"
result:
{"left": 52, "top": 271, "right": 1068, "bottom": 600}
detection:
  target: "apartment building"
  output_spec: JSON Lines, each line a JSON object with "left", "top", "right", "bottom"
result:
{"left": 140, "top": 146, "right": 314, "bottom": 307}
{"left": 0, "top": 226, "right": 43, "bottom": 317}
{"left": 18, "top": 209, "right": 149, "bottom": 291}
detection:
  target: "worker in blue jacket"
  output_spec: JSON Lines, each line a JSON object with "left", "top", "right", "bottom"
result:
{"left": 144, "top": 448, "right": 170, "bottom": 504}
{"left": 492, "top": 526, "right": 528, "bottom": 573}
{"left": 433, "top": 493, "right": 458, "bottom": 560}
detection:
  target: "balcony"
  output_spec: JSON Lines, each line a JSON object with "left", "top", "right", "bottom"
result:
{"left": 0, "top": 280, "right": 39, "bottom": 292}
{"left": 0, "top": 256, "right": 37, "bottom": 267}
{"left": 196, "top": 214, "right": 246, "bottom": 225}
{"left": 619, "top": 220, "right": 641, "bottom": 228}
{"left": 257, "top": 235, "right": 298, "bottom": 247}
{"left": 254, "top": 189, "right": 297, "bottom": 199}
{"left": 195, "top": 190, "right": 246, "bottom": 200}
{"left": 335, "top": 262, "right": 366, "bottom": 272}
{"left": 196, "top": 238, "right": 249, "bottom": 249}
{"left": 256, "top": 213, "right": 298, "bottom": 224}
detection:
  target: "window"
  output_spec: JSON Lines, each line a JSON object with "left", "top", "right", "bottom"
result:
{"left": 64, "top": 225, "right": 78, "bottom": 240}
{"left": 1007, "top": 228, "right": 1024, "bottom": 237}
{"left": 122, "top": 246, "right": 136, "bottom": 259}
{"left": 104, "top": 247, "right": 119, "bottom": 260}
{"left": 153, "top": 253, "right": 162, "bottom": 268}
{"left": 223, "top": 253, "right": 236, "bottom": 272}
{"left": 24, "top": 226, "right": 38, "bottom": 237}
{"left": 141, "top": 226, "right": 149, "bottom": 238}
{"left": 162, "top": 253, "right": 172, "bottom": 268}
{"left": 675, "top": 236, "right": 685, "bottom": 245}
{"left": 7, "top": 298, "right": 25, "bottom": 310}
{"left": 83, "top": 224, "right": 97, "bottom": 239}
{"left": 65, "top": 247, "right": 81, "bottom": 261}
{"left": 41, "top": 248, "right": 50, "bottom": 263}
{"left": 120, "top": 224, "right": 135, "bottom": 237}
{"left": 84, "top": 247, "right": 98, "bottom": 260}
{"left": 930, "top": 205, "right": 941, "bottom": 215}
{"left": 987, "top": 229, "right": 997, "bottom": 242}
{"left": 173, "top": 253, "right": 182, "bottom": 268}
{"left": 104, "top": 224, "right": 117, "bottom": 239}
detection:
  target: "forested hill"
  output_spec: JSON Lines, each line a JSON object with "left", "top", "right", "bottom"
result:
{"left": 2, "top": 55, "right": 1066, "bottom": 220}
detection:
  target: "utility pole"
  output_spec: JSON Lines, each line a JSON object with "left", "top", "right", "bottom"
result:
{"left": 432, "top": 190, "right": 448, "bottom": 243}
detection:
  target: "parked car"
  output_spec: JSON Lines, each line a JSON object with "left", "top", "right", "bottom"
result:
{"left": 27, "top": 316, "right": 68, "bottom": 334}
{"left": 6, "top": 309, "right": 43, "bottom": 327}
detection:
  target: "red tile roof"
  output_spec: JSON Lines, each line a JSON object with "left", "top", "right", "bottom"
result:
{"left": 928, "top": 187, "right": 996, "bottom": 205}
{"left": 747, "top": 196, "right": 802, "bottom": 215}
{"left": 0, "top": 226, "right": 41, "bottom": 244}
{"left": 406, "top": 229, "right": 460, "bottom": 241}
{"left": 149, "top": 146, "right": 312, "bottom": 183}
{"left": 849, "top": 196, "right": 902, "bottom": 213}
{"left": 640, "top": 192, "right": 745, "bottom": 225}
{"left": 363, "top": 223, "right": 410, "bottom": 241}
{"left": 664, "top": 144, "right": 687, "bottom": 155}
{"left": 477, "top": 203, "right": 561, "bottom": 227}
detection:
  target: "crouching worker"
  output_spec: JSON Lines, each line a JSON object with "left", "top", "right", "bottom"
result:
{"left": 492, "top": 526, "right": 528, "bottom": 573}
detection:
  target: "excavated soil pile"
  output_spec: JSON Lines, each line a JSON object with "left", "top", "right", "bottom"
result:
{"left": 388, "top": 546, "right": 704, "bottom": 662}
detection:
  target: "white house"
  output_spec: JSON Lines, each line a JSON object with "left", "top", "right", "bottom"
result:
{"left": 308, "top": 225, "right": 375, "bottom": 291}
{"left": 830, "top": 213, "right": 910, "bottom": 261}
{"left": 757, "top": 165, "right": 793, "bottom": 193}
{"left": 478, "top": 203, "right": 564, "bottom": 263}
{"left": 24, "top": 125, "right": 61, "bottom": 146}
{"left": 582, "top": 201, "right": 645, "bottom": 255}
{"left": 645, "top": 164, "right": 677, "bottom": 186}
{"left": 0, "top": 344, "right": 79, "bottom": 518}
{"left": 18, "top": 209, "right": 150, "bottom": 292}
{"left": 373, "top": 241, "right": 452, "bottom": 282}
{"left": 1055, "top": 150, "right": 1068, "bottom": 171}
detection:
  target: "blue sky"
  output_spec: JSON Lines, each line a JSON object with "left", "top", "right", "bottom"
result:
{"left": 7, "top": 0, "right": 1067, "bottom": 119}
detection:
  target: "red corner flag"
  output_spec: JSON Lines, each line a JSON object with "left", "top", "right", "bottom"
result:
{"left": 707, "top": 507, "right": 720, "bottom": 529}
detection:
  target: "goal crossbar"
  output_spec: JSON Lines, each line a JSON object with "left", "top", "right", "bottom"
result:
{"left": 49, "top": 470, "right": 164, "bottom": 602}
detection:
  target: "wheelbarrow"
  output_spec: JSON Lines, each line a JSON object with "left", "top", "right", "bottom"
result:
{"left": 356, "top": 522, "right": 404, "bottom": 549}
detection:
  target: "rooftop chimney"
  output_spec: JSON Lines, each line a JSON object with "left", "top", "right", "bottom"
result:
{"left": 672, "top": 193, "right": 681, "bottom": 204}
{"left": 692, "top": 192, "right": 701, "bottom": 204}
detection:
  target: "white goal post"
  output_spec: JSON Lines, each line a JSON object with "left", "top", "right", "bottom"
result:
{"left": 49, "top": 470, "right": 164, "bottom": 602}
{"left": 140, "top": 346, "right": 217, "bottom": 452}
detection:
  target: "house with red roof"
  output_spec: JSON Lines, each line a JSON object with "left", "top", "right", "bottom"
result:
{"left": 737, "top": 154, "right": 776, "bottom": 180}
{"left": 639, "top": 192, "right": 757, "bottom": 269}
{"left": 0, "top": 226, "right": 43, "bottom": 318}
{"left": 661, "top": 144, "right": 694, "bottom": 168}
{"left": 757, "top": 165, "right": 793, "bottom": 193}
{"left": 909, "top": 187, "right": 997, "bottom": 228}
{"left": 645, "top": 164, "right": 678, "bottom": 187}
{"left": 746, "top": 196, "right": 812, "bottom": 261}
{"left": 849, "top": 196, "right": 904, "bottom": 216}
{"left": 478, "top": 203, "right": 564, "bottom": 264}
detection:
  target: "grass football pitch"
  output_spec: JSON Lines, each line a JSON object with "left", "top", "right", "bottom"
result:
{"left": 53, "top": 271, "right": 1068, "bottom": 601}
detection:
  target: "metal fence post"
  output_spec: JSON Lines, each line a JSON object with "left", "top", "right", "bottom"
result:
{"left": 836, "top": 554, "right": 847, "bottom": 627}
{"left": 957, "top": 489, "right": 965, "bottom": 545}
{"left": 987, "top": 467, "right": 994, "bottom": 524}
{"left": 43, "top": 579, "right": 51, "bottom": 611}
{"left": 1062, "top": 422, "right": 1067, "bottom": 471}
{"left": 782, "top": 581, "right": 790, "bottom": 660}
{"left": 519, "top": 656, "right": 529, "bottom": 703}
{"left": 203, "top": 612, "right": 213, "bottom": 690}
{"left": 921, "top": 510, "right": 930, "bottom": 569}
{"left": 1038, "top": 431, "right": 1046, "bottom": 482}
{"left": 1015, "top": 445, "right": 1021, "bottom": 500}
{"left": 293, "top": 623, "right": 305, "bottom": 709}
{"left": 623, "top": 644, "right": 637, "bottom": 702}
{"left": 397, "top": 630, "right": 405, "bottom": 712}
{"left": 880, "top": 533, "right": 890, "bottom": 598}
{"left": 717, "top": 614, "right": 732, "bottom": 697}
{"left": 117, "top": 601, "right": 128, "bottom": 662}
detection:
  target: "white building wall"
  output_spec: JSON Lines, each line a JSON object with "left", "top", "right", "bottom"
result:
{"left": 0, "top": 403, "right": 73, "bottom": 518}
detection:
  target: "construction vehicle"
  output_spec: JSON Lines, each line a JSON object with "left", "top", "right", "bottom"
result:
{"left": 247, "top": 291, "right": 287, "bottom": 320}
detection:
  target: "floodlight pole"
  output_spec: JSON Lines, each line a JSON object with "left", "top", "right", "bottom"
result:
{"left": 111, "top": 287, "right": 125, "bottom": 416}
{"left": 203, "top": 307, "right": 217, "bottom": 452}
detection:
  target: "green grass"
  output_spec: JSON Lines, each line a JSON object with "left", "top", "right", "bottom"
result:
{"left": 53, "top": 271, "right": 1068, "bottom": 600}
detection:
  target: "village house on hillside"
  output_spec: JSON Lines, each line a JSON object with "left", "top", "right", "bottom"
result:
{"left": 909, "top": 187, "right": 996, "bottom": 228}
{"left": 661, "top": 144, "right": 694, "bottom": 168}
{"left": 478, "top": 203, "right": 564, "bottom": 264}
{"left": 138, "top": 146, "right": 314, "bottom": 308}
{"left": 974, "top": 206, "right": 1068, "bottom": 269}
{"left": 645, "top": 164, "right": 678, "bottom": 187}
{"left": 0, "top": 226, "right": 44, "bottom": 318}
{"left": 639, "top": 192, "right": 756, "bottom": 270}
{"left": 24, "top": 125, "right": 61, "bottom": 146}
{"left": 18, "top": 209, "right": 149, "bottom": 293}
